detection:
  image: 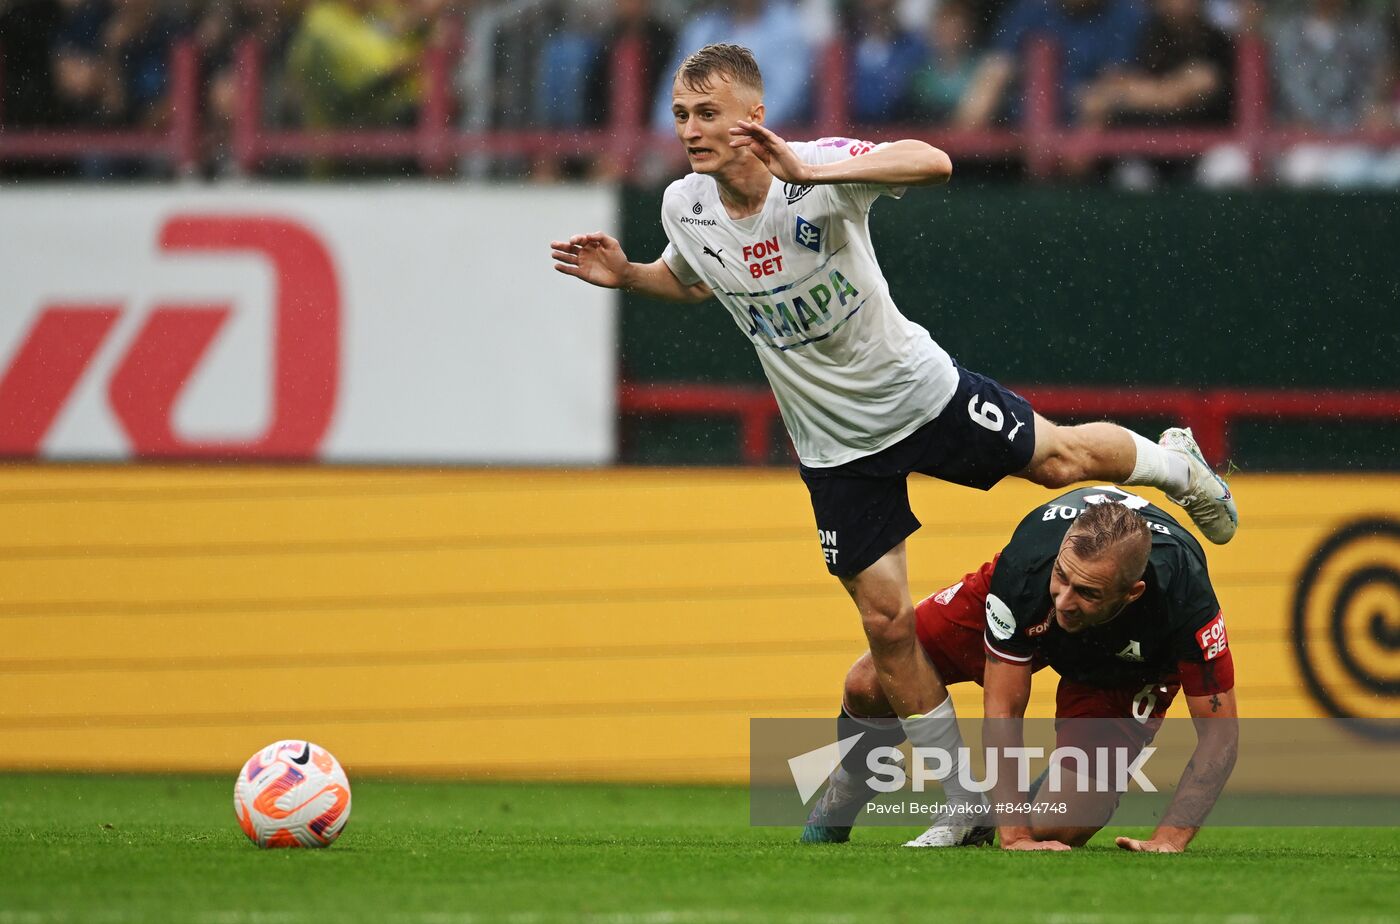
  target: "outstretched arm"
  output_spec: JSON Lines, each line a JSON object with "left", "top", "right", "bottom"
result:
{"left": 1116, "top": 688, "right": 1238, "bottom": 854}
{"left": 728, "top": 122, "right": 952, "bottom": 188}
{"left": 550, "top": 233, "right": 712, "bottom": 303}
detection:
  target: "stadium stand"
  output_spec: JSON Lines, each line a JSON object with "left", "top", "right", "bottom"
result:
{"left": 2, "top": 0, "right": 1399, "bottom": 182}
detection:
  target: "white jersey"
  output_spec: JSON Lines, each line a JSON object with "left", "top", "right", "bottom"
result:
{"left": 660, "top": 138, "right": 958, "bottom": 468}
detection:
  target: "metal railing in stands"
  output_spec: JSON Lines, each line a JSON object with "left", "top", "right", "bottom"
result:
{"left": 4, "top": 31, "right": 1400, "bottom": 178}
{"left": 0, "top": 40, "right": 201, "bottom": 174}
{"left": 619, "top": 383, "right": 1400, "bottom": 467}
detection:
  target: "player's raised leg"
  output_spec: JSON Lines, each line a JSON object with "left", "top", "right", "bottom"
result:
{"left": 1018, "top": 415, "right": 1238, "bottom": 544}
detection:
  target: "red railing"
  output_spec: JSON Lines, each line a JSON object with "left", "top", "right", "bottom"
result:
{"left": 0, "top": 40, "right": 201, "bottom": 174}
{"left": 620, "top": 383, "right": 1400, "bottom": 466}
{"left": 5, "top": 32, "right": 1400, "bottom": 179}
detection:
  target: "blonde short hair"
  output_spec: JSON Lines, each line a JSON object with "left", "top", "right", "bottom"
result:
{"left": 675, "top": 43, "right": 764, "bottom": 97}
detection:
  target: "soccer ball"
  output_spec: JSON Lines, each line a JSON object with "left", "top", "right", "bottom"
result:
{"left": 234, "top": 740, "right": 352, "bottom": 848}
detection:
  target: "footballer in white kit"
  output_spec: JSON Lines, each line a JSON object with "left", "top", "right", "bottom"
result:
{"left": 659, "top": 137, "right": 960, "bottom": 470}
{"left": 660, "top": 133, "right": 1046, "bottom": 579}
{"left": 551, "top": 42, "right": 1238, "bottom": 850}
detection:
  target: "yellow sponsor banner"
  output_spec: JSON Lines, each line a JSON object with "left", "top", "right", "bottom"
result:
{"left": 0, "top": 467, "right": 1397, "bottom": 782}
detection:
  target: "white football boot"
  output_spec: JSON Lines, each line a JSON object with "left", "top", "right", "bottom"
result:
{"left": 1158, "top": 427, "right": 1238, "bottom": 545}
{"left": 902, "top": 799, "right": 995, "bottom": 848}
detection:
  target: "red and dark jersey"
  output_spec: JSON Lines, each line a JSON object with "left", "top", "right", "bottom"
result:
{"left": 982, "top": 486, "right": 1234, "bottom": 697}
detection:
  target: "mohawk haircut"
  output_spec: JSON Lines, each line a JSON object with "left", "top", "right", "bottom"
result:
{"left": 1065, "top": 502, "right": 1152, "bottom": 589}
{"left": 675, "top": 43, "right": 764, "bottom": 97}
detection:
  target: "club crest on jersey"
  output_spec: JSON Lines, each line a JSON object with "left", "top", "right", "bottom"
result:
{"left": 794, "top": 216, "right": 821, "bottom": 253}
{"left": 933, "top": 582, "right": 964, "bottom": 606}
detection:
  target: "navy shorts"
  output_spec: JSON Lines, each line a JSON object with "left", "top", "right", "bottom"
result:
{"left": 799, "top": 365, "right": 1036, "bottom": 578}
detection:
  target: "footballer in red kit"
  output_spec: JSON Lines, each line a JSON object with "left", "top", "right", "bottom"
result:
{"left": 806, "top": 487, "right": 1238, "bottom": 852}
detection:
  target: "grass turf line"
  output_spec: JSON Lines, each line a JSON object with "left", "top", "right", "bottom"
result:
{"left": 1, "top": 774, "right": 1398, "bottom": 924}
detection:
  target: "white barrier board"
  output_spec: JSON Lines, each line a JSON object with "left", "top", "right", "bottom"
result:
{"left": 0, "top": 185, "right": 617, "bottom": 463}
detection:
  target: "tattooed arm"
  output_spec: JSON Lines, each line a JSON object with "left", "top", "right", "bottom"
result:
{"left": 1116, "top": 687, "right": 1239, "bottom": 853}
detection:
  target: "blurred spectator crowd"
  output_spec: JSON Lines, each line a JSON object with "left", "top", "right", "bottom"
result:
{"left": 1, "top": 0, "right": 1400, "bottom": 185}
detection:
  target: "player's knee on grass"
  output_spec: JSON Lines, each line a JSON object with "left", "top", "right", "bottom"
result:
{"left": 843, "top": 653, "right": 893, "bottom": 717}
{"left": 1031, "top": 770, "right": 1120, "bottom": 847}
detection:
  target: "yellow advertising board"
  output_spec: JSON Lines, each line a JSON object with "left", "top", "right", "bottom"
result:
{"left": 1, "top": 467, "right": 1396, "bottom": 781}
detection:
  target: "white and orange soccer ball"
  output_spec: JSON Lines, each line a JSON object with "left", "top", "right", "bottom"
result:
{"left": 234, "top": 740, "right": 352, "bottom": 848}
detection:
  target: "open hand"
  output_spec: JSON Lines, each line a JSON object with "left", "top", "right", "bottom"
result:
{"left": 550, "top": 232, "right": 630, "bottom": 289}
{"left": 1115, "top": 836, "right": 1183, "bottom": 854}
{"left": 729, "top": 121, "right": 813, "bottom": 184}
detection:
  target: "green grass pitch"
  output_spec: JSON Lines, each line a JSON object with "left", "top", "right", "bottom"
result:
{"left": 2, "top": 774, "right": 1398, "bottom": 924}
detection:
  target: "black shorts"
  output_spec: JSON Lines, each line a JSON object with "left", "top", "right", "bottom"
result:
{"left": 799, "top": 365, "right": 1036, "bottom": 578}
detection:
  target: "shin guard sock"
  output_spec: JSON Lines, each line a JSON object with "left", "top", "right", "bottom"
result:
{"left": 1125, "top": 431, "right": 1190, "bottom": 495}
{"left": 900, "top": 695, "right": 978, "bottom": 804}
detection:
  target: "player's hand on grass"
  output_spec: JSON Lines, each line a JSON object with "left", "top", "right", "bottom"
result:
{"left": 729, "top": 121, "right": 812, "bottom": 184}
{"left": 1001, "top": 837, "right": 1071, "bottom": 852}
{"left": 551, "top": 232, "right": 631, "bottom": 289}
{"left": 1115, "top": 836, "right": 1183, "bottom": 854}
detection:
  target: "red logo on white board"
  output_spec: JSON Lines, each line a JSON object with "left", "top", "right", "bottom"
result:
{"left": 0, "top": 215, "right": 341, "bottom": 459}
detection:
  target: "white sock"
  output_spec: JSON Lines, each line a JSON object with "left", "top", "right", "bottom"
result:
{"left": 1124, "top": 431, "right": 1190, "bottom": 495}
{"left": 900, "top": 696, "right": 978, "bottom": 804}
